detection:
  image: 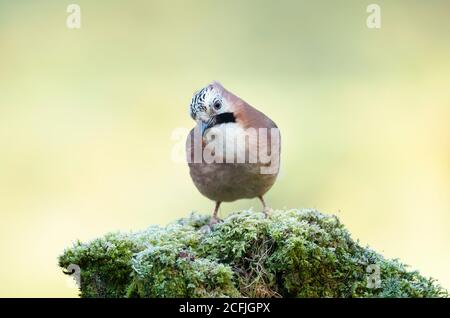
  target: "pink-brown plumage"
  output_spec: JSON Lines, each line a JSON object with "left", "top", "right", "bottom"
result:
{"left": 186, "top": 82, "right": 280, "bottom": 226}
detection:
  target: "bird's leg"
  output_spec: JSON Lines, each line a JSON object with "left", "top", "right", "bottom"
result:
{"left": 209, "top": 201, "right": 221, "bottom": 226}
{"left": 258, "top": 196, "right": 271, "bottom": 218}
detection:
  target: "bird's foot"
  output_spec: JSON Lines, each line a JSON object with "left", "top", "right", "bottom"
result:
{"left": 262, "top": 207, "right": 273, "bottom": 218}
{"left": 199, "top": 217, "right": 222, "bottom": 234}
{"left": 209, "top": 216, "right": 221, "bottom": 227}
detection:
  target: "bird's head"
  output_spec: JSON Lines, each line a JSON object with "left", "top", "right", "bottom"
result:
{"left": 189, "top": 81, "right": 235, "bottom": 135}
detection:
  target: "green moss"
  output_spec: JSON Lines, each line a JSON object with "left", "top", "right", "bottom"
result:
{"left": 59, "top": 209, "right": 448, "bottom": 298}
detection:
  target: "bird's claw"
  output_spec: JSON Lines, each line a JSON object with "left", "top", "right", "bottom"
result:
{"left": 263, "top": 207, "right": 273, "bottom": 218}
{"left": 209, "top": 216, "right": 221, "bottom": 227}
{"left": 199, "top": 217, "right": 221, "bottom": 234}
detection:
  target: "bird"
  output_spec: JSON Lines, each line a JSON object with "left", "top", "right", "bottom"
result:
{"left": 186, "top": 81, "right": 280, "bottom": 227}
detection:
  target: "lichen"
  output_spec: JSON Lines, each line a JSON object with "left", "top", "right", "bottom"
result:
{"left": 58, "top": 209, "right": 448, "bottom": 298}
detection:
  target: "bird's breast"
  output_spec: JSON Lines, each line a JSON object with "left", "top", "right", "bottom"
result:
{"left": 186, "top": 121, "right": 281, "bottom": 201}
{"left": 203, "top": 123, "right": 257, "bottom": 163}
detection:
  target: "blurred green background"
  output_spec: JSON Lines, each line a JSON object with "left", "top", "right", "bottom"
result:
{"left": 0, "top": 0, "right": 449, "bottom": 297}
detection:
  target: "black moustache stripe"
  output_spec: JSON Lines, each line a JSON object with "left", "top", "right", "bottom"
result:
{"left": 206, "top": 112, "right": 236, "bottom": 130}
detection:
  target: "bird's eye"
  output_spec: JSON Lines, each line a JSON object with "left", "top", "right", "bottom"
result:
{"left": 213, "top": 101, "right": 222, "bottom": 110}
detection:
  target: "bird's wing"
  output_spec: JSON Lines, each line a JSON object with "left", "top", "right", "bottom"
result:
{"left": 220, "top": 87, "right": 280, "bottom": 164}
{"left": 234, "top": 100, "right": 278, "bottom": 130}
{"left": 214, "top": 83, "right": 277, "bottom": 130}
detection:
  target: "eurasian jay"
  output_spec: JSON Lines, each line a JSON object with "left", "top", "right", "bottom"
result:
{"left": 186, "top": 82, "right": 280, "bottom": 227}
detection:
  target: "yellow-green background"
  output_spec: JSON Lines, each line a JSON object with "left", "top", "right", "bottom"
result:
{"left": 0, "top": 0, "right": 449, "bottom": 297}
